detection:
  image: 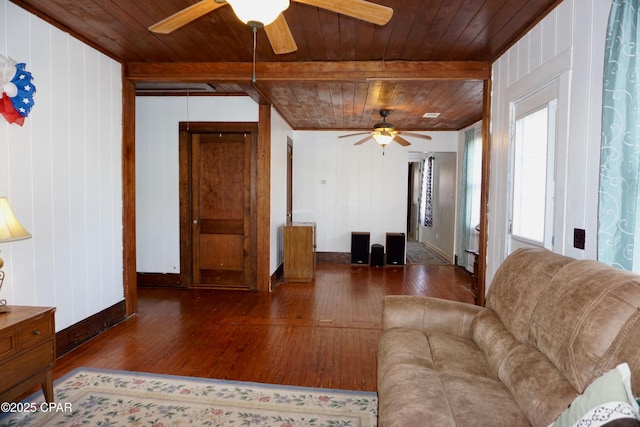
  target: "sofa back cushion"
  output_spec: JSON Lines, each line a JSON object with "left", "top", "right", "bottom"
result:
{"left": 527, "top": 259, "right": 640, "bottom": 393}
{"left": 486, "top": 248, "right": 574, "bottom": 342}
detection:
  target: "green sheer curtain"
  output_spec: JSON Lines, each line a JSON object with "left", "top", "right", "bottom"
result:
{"left": 599, "top": 0, "right": 640, "bottom": 271}
{"left": 456, "top": 128, "right": 476, "bottom": 268}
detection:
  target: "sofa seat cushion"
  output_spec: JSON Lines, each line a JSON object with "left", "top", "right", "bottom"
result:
{"left": 378, "top": 328, "right": 435, "bottom": 385}
{"left": 378, "top": 364, "right": 457, "bottom": 427}
{"left": 440, "top": 372, "right": 531, "bottom": 426}
{"left": 429, "top": 333, "right": 495, "bottom": 379}
{"left": 378, "top": 343, "right": 530, "bottom": 426}
{"left": 378, "top": 328, "right": 531, "bottom": 426}
{"left": 498, "top": 343, "right": 578, "bottom": 426}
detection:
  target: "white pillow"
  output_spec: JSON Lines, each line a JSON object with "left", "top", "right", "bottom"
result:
{"left": 550, "top": 363, "right": 639, "bottom": 427}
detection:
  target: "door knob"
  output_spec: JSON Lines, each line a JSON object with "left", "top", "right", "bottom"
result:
{"left": 193, "top": 217, "right": 199, "bottom": 226}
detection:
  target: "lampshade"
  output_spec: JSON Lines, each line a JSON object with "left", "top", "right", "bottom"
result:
{"left": 227, "top": 0, "right": 290, "bottom": 26}
{"left": 372, "top": 131, "right": 394, "bottom": 146}
{"left": 0, "top": 197, "right": 31, "bottom": 242}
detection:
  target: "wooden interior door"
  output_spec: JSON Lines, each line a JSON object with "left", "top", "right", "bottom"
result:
{"left": 187, "top": 126, "right": 257, "bottom": 290}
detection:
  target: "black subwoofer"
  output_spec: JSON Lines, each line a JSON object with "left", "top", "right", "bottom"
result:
{"left": 351, "top": 232, "right": 370, "bottom": 264}
{"left": 386, "top": 232, "right": 405, "bottom": 265}
{"left": 370, "top": 244, "right": 385, "bottom": 267}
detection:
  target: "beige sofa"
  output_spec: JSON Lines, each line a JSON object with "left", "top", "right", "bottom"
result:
{"left": 377, "top": 248, "right": 640, "bottom": 426}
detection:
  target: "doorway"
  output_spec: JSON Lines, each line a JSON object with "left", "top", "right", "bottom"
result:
{"left": 407, "top": 153, "right": 457, "bottom": 263}
{"left": 178, "top": 122, "right": 259, "bottom": 290}
{"left": 407, "top": 161, "right": 422, "bottom": 241}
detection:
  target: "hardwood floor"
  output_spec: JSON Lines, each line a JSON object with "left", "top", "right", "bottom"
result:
{"left": 53, "top": 262, "right": 474, "bottom": 392}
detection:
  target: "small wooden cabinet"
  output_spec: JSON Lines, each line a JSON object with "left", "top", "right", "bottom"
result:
{"left": 284, "top": 222, "right": 316, "bottom": 282}
{"left": 0, "top": 306, "right": 56, "bottom": 403}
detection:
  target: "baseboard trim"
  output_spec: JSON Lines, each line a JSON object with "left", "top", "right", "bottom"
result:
{"left": 137, "top": 272, "right": 182, "bottom": 287}
{"left": 270, "top": 262, "right": 284, "bottom": 290}
{"left": 317, "top": 252, "right": 351, "bottom": 264}
{"left": 56, "top": 300, "right": 126, "bottom": 357}
{"left": 421, "top": 241, "right": 453, "bottom": 264}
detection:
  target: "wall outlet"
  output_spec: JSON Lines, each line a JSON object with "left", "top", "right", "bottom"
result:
{"left": 573, "top": 228, "right": 586, "bottom": 250}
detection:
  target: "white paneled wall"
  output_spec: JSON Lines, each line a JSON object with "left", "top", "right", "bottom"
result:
{"left": 135, "top": 96, "right": 259, "bottom": 274}
{"left": 270, "top": 108, "right": 293, "bottom": 276}
{"left": 292, "top": 131, "right": 458, "bottom": 252}
{"left": 487, "top": 0, "right": 609, "bottom": 286}
{"left": 0, "top": 1, "right": 123, "bottom": 330}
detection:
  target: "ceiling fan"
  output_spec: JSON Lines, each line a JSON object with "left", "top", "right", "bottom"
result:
{"left": 339, "top": 110, "right": 433, "bottom": 148}
{"left": 148, "top": 0, "right": 394, "bottom": 55}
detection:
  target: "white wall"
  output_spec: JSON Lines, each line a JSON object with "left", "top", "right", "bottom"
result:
{"left": 136, "top": 96, "right": 259, "bottom": 274}
{"left": 0, "top": 1, "right": 123, "bottom": 330}
{"left": 292, "top": 131, "right": 457, "bottom": 252}
{"left": 487, "top": 0, "right": 608, "bottom": 286}
{"left": 270, "top": 108, "right": 293, "bottom": 277}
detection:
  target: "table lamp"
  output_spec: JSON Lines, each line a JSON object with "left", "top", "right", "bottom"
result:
{"left": 0, "top": 197, "right": 32, "bottom": 313}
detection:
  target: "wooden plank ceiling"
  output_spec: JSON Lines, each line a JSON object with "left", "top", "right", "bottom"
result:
{"left": 12, "top": 0, "right": 562, "bottom": 131}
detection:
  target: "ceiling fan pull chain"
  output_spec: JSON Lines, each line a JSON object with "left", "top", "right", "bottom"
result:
{"left": 252, "top": 25, "right": 257, "bottom": 83}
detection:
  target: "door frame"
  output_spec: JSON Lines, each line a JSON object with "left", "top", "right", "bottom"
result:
{"left": 286, "top": 136, "right": 293, "bottom": 224}
{"left": 178, "top": 121, "right": 261, "bottom": 289}
{"left": 504, "top": 75, "right": 569, "bottom": 258}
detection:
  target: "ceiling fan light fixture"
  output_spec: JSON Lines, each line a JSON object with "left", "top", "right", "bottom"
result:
{"left": 372, "top": 131, "right": 394, "bottom": 146}
{"left": 227, "top": 0, "right": 290, "bottom": 27}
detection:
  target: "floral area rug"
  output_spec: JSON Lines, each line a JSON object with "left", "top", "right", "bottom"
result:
{"left": 0, "top": 368, "right": 377, "bottom": 426}
{"left": 406, "top": 241, "right": 449, "bottom": 265}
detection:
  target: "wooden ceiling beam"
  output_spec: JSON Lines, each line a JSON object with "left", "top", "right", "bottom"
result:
{"left": 237, "top": 83, "right": 272, "bottom": 106}
{"left": 125, "top": 61, "right": 490, "bottom": 82}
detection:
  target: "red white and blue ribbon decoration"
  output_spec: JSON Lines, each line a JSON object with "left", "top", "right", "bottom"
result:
{"left": 0, "top": 54, "right": 36, "bottom": 126}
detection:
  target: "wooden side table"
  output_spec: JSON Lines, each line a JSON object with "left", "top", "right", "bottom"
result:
{"left": 0, "top": 306, "right": 56, "bottom": 403}
{"left": 284, "top": 222, "right": 316, "bottom": 282}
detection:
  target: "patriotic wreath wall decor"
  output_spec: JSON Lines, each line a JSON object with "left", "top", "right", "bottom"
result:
{"left": 0, "top": 54, "right": 36, "bottom": 126}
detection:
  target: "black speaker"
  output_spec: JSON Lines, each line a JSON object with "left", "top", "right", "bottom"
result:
{"left": 370, "top": 244, "right": 385, "bottom": 267}
{"left": 351, "top": 232, "right": 370, "bottom": 264}
{"left": 386, "top": 233, "right": 405, "bottom": 265}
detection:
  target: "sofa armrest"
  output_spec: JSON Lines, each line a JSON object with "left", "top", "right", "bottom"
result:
{"left": 382, "top": 295, "right": 484, "bottom": 338}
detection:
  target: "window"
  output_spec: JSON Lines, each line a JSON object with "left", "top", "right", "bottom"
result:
{"left": 509, "top": 83, "right": 557, "bottom": 250}
{"left": 456, "top": 126, "right": 483, "bottom": 272}
{"left": 469, "top": 133, "right": 482, "bottom": 229}
{"left": 512, "top": 107, "right": 549, "bottom": 242}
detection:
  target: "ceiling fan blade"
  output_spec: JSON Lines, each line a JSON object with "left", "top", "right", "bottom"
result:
{"left": 399, "top": 132, "right": 432, "bottom": 140}
{"left": 264, "top": 14, "right": 298, "bottom": 54}
{"left": 354, "top": 135, "right": 373, "bottom": 145}
{"left": 339, "top": 132, "right": 370, "bottom": 139}
{"left": 394, "top": 135, "right": 412, "bottom": 147}
{"left": 293, "top": 0, "right": 393, "bottom": 26}
{"left": 149, "top": 0, "right": 227, "bottom": 34}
